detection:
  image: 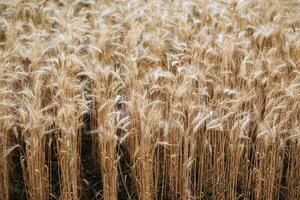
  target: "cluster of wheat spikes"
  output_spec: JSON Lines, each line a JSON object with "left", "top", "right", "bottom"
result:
{"left": 0, "top": 0, "right": 300, "bottom": 200}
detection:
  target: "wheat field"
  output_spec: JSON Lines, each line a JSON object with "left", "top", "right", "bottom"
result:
{"left": 0, "top": 0, "right": 300, "bottom": 199}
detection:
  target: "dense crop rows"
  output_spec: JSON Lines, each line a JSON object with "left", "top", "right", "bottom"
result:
{"left": 0, "top": 0, "right": 300, "bottom": 199}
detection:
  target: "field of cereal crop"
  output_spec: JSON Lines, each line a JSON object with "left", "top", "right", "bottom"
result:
{"left": 0, "top": 0, "right": 300, "bottom": 199}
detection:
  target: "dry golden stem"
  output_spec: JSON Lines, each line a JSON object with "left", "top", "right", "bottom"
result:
{"left": 96, "top": 101, "right": 119, "bottom": 200}
{"left": 0, "top": 127, "right": 10, "bottom": 200}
